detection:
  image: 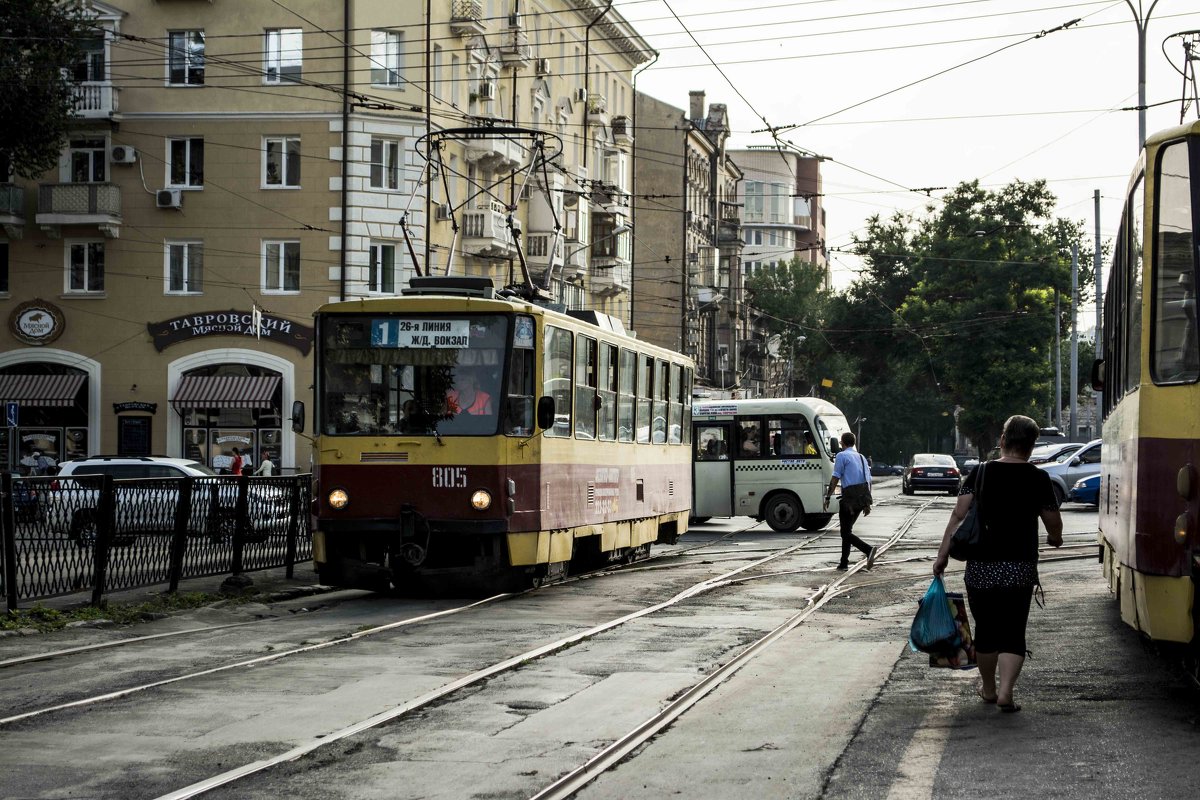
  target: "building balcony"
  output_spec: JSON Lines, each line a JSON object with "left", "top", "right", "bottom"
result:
{"left": 611, "top": 115, "right": 633, "bottom": 147}
{"left": 525, "top": 230, "right": 564, "bottom": 270}
{"left": 587, "top": 95, "right": 609, "bottom": 127}
{"left": 462, "top": 201, "right": 521, "bottom": 259}
{"left": 451, "top": 0, "right": 487, "bottom": 36}
{"left": 0, "top": 184, "right": 26, "bottom": 238}
{"left": 37, "top": 183, "right": 121, "bottom": 237}
{"left": 591, "top": 263, "right": 630, "bottom": 297}
{"left": 718, "top": 201, "right": 741, "bottom": 244}
{"left": 741, "top": 210, "right": 811, "bottom": 231}
{"left": 464, "top": 130, "right": 525, "bottom": 173}
{"left": 72, "top": 82, "right": 117, "bottom": 118}
{"left": 499, "top": 30, "right": 533, "bottom": 70}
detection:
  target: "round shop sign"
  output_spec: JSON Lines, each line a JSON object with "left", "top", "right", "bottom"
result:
{"left": 10, "top": 299, "right": 66, "bottom": 346}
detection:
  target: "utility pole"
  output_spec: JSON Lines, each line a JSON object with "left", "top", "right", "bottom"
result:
{"left": 1070, "top": 242, "right": 1079, "bottom": 440}
{"left": 1094, "top": 190, "right": 1103, "bottom": 431}
{"left": 1123, "top": 0, "right": 1165, "bottom": 149}
{"left": 1055, "top": 287, "right": 1062, "bottom": 430}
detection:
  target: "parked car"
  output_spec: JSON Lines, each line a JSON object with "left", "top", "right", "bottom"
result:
{"left": 1068, "top": 474, "right": 1100, "bottom": 506}
{"left": 1029, "top": 441, "right": 1084, "bottom": 465}
{"left": 45, "top": 456, "right": 290, "bottom": 546}
{"left": 1039, "top": 438, "right": 1102, "bottom": 505}
{"left": 902, "top": 454, "right": 962, "bottom": 495}
{"left": 870, "top": 461, "right": 902, "bottom": 477}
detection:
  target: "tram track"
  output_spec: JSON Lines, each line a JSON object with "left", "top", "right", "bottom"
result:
{"left": 140, "top": 500, "right": 939, "bottom": 800}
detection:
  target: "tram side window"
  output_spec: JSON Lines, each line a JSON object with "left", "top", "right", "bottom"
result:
{"left": 618, "top": 349, "right": 636, "bottom": 442}
{"left": 1151, "top": 140, "right": 1198, "bottom": 384}
{"left": 636, "top": 354, "right": 652, "bottom": 443}
{"left": 652, "top": 358, "right": 669, "bottom": 443}
{"left": 574, "top": 335, "right": 598, "bottom": 439}
{"left": 543, "top": 326, "right": 572, "bottom": 437}
{"left": 1126, "top": 175, "right": 1145, "bottom": 395}
{"left": 668, "top": 363, "right": 683, "bottom": 444}
{"left": 505, "top": 317, "right": 535, "bottom": 436}
{"left": 598, "top": 343, "right": 618, "bottom": 441}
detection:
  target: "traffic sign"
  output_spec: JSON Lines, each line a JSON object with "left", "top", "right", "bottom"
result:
{"left": 5, "top": 402, "right": 16, "bottom": 428}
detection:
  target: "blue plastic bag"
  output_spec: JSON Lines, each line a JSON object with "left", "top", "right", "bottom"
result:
{"left": 909, "top": 577, "right": 961, "bottom": 654}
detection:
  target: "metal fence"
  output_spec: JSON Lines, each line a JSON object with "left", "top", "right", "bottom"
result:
{"left": 0, "top": 472, "right": 313, "bottom": 610}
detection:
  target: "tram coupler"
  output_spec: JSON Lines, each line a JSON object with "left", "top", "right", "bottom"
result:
{"left": 397, "top": 504, "right": 428, "bottom": 567}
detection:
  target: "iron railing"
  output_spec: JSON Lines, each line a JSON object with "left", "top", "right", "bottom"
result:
{"left": 0, "top": 472, "right": 312, "bottom": 610}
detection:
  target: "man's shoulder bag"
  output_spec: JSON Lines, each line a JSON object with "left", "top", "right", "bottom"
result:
{"left": 948, "top": 462, "right": 986, "bottom": 561}
{"left": 840, "top": 454, "right": 873, "bottom": 513}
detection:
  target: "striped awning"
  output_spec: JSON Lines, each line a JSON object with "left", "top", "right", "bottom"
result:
{"left": 171, "top": 375, "right": 281, "bottom": 409}
{"left": 0, "top": 373, "right": 86, "bottom": 407}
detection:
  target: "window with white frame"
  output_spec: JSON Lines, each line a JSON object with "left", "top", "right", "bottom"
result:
{"left": 263, "top": 136, "right": 300, "bottom": 187}
{"left": 262, "top": 241, "right": 300, "bottom": 293}
{"left": 66, "top": 241, "right": 104, "bottom": 293}
{"left": 69, "top": 138, "right": 106, "bottom": 183}
{"left": 264, "top": 28, "right": 302, "bottom": 83}
{"left": 168, "top": 30, "right": 205, "bottom": 85}
{"left": 167, "top": 137, "right": 204, "bottom": 187}
{"left": 369, "top": 138, "right": 401, "bottom": 190}
{"left": 165, "top": 241, "right": 203, "bottom": 294}
{"left": 370, "top": 30, "right": 403, "bottom": 87}
{"left": 368, "top": 242, "right": 398, "bottom": 293}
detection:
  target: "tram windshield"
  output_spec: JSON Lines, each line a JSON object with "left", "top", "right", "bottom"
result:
{"left": 320, "top": 314, "right": 519, "bottom": 437}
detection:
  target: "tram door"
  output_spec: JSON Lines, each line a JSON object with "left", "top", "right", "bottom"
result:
{"left": 692, "top": 422, "right": 734, "bottom": 517}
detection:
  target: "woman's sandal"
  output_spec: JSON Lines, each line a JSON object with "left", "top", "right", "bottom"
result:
{"left": 998, "top": 702, "right": 1021, "bottom": 713}
{"left": 977, "top": 687, "right": 997, "bottom": 704}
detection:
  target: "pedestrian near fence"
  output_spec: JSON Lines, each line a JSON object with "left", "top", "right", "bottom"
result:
{"left": 823, "top": 432, "right": 878, "bottom": 570}
{"left": 933, "top": 414, "right": 1063, "bottom": 713}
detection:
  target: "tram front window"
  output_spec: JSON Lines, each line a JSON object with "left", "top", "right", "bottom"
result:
{"left": 321, "top": 314, "right": 509, "bottom": 436}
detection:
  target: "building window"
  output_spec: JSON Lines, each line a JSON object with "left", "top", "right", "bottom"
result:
{"left": 69, "top": 138, "right": 106, "bottom": 183}
{"left": 370, "top": 138, "right": 401, "bottom": 190}
{"left": 167, "top": 138, "right": 204, "bottom": 187}
{"left": 368, "top": 242, "right": 398, "bottom": 293}
{"left": 168, "top": 30, "right": 205, "bottom": 85}
{"left": 264, "top": 28, "right": 302, "bottom": 84}
{"left": 166, "top": 241, "right": 203, "bottom": 294}
{"left": 370, "top": 30, "right": 403, "bottom": 87}
{"left": 72, "top": 37, "right": 106, "bottom": 82}
{"left": 262, "top": 241, "right": 300, "bottom": 293}
{"left": 66, "top": 241, "right": 104, "bottom": 293}
{"left": 263, "top": 136, "right": 300, "bottom": 187}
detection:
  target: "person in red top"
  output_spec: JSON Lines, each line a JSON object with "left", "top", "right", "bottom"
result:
{"left": 446, "top": 371, "right": 493, "bottom": 416}
{"left": 229, "top": 447, "right": 244, "bottom": 476}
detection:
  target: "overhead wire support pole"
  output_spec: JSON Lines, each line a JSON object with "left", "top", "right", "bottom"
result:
{"left": 1123, "top": 0, "right": 1166, "bottom": 149}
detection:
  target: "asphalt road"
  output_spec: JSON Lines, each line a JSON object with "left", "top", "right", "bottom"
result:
{"left": 0, "top": 482, "right": 1195, "bottom": 800}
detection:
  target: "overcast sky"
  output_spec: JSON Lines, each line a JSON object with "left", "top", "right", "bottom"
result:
{"left": 617, "top": 0, "right": 1200, "bottom": 307}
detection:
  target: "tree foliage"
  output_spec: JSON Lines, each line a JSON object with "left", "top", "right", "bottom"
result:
{"left": 0, "top": 0, "right": 87, "bottom": 178}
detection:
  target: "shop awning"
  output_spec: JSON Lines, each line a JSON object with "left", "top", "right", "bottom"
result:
{"left": 0, "top": 373, "right": 86, "bottom": 407}
{"left": 171, "top": 375, "right": 281, "bottom": 410}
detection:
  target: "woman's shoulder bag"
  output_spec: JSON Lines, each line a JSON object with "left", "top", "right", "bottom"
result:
{"left": 948, "top": 462, "right": 986, "bottom": 561}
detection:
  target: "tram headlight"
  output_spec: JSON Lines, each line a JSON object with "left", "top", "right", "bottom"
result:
{"left": 470, "top": 489, "right": 492, "bottom": 511}
{"left": 328, "top": 488, "right": 349, "bottom": 510}
{"left": 1174, "top": 512, "right": 1188, "bottom": 545}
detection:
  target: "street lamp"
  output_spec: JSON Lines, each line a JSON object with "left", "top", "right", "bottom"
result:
{"left": 855, "top": 415, "right": 867, "bottom": 445}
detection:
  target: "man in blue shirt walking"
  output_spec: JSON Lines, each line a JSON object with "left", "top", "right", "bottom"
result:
{"left": 823, "top": 432, "right": 878, "bottom": 570}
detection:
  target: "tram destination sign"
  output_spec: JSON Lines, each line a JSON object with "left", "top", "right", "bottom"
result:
{"left": 371, "top": 318, "right": 471, "bottom": 349}
{"left": 148, "top": 310, "right": 314, "bottom": 354}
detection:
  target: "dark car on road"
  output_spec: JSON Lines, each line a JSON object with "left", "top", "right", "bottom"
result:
{"left": 902, "top": 453, "right": 961, "bottom": 496}
{"left": 1067, "top": 473, "right": 1100, "bottom": 506}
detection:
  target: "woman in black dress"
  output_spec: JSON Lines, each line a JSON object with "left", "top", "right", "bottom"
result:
{"left": 933, "top": 415, "right": 1063, "bottom": 712}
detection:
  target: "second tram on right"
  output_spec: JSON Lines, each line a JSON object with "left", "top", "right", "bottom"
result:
{"left": 1095, "top": 119, "right": 1200, "bottom": 643}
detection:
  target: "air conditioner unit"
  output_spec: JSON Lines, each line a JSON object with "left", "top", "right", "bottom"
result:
{"left": 574, "top": 87, "right": 587, "bottom": 104}
{"left": 535, "top": 57, "right": 551, "bottom": 76}
{"left": 156, "top": 188, "right": 183, "bottom": 209}
{"left": 435, "top": 202, "right": 452, "bottom": 221}
{"left": 507, "top": 13, "right": 522, "bottom": 28}
{"left": 110, "top": 146, "right": 137, "bottom": 164}
{"left": 478, "top": 80, "right": 496, "bottom": 101}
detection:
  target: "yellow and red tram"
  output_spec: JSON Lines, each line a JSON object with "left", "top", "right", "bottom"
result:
{"left": 305, "top": 277, "right": 694, "bottom": 592}
{"left": 1095, "top": 120, "right": 1200, "bottom": 642}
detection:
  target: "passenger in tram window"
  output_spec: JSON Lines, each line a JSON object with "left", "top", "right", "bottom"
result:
{"left": 781, "top": 432, "right": 803, "bottom": 455}
{"left": 446, "top": 369, "right": 493, "bottom": 416}
{"left": 802, "top": 430, "right": 818, "bottom": 456}
{"left": 740, "top": 424, "right": 760, "bottom": 456}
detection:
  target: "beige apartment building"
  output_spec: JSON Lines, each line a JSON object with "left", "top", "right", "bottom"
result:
{"left": 0, "top": 0, "right": 651, "bottom": 474}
